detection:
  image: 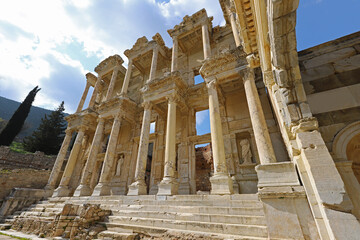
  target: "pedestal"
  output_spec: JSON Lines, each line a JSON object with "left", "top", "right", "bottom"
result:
{"left": 73, "top": 184, "right": 92, "bottom": 197}
{"left": 52, "top": 186, "right": 71, "bottom": 197}
{"left": 92, "top": 183, "right": 111, "bottom": 196}
{"left": 157, "top": 177, "right": 179, "bottom": 196}
{"left": 127, "top": 180, "right": 147, "bottom": 196}
{"left": 210, "top": 173, "right": 233, "bottom": 195}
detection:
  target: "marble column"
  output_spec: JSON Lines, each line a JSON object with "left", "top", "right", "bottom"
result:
{"left": 73, "top": 118, "right": 105, "bottom": 196}
{"left": 45, "top": 129, "right": 73, "bottom": 191}
{"left": 120, "top": 59, "right": 133, "bottom": 97}
{"left": 202, "top": 23, "right": 211, "bottom": 59}
{"left": 105, "top": 67, "right": 119, "bottom": 101}
{"left": 148, "top": 48, "right": 159, "bottom": 82}
{"left": 242, "top": 68, "right": 276, "bottom": 164}
{"left": 53, "top": 127, "right": 86, "bottom": 197}
{"left": 206, "top": 78, "right": 233, "bottom": 194}
{"left": 171, "top": 38, "right": 178, "bottom": 72}
{"left": 128, "top": 102, "right": 152, "bottom": 195}
{"left": 158, "top": 95, "right": 179, "bottom": 195}
{"left": 76, "top": 82, "right": 91, "bottom": 113}
{"left": 88, "top": 77, "right": 101, "bottom": 108}
{"left": 92, "top": 115, "right": 122, "bottom": 196}
{"left": 229, "top": 12, "right": 241, "bottom": 47}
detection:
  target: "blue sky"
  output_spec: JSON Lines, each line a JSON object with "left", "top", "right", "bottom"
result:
{"left": 0, "top": 0, "right": 359, "bottom": 119}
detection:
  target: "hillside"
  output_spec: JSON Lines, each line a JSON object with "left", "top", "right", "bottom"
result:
{"left": 0, "top": 96, "right": 68, "bottom": 140}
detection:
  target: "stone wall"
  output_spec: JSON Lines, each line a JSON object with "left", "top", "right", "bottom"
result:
{"left": 0, "top": 169, "right": 50, "bottom": 206}
{"left": 195, "top": 144, "right": 213, "bottom": 192}
{"left": 0, "top": 146, "right": 56, "bottom": 170}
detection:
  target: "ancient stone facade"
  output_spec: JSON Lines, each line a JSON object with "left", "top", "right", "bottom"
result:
{"left": 1, "top": 0, "right": 360, "bottom": 239}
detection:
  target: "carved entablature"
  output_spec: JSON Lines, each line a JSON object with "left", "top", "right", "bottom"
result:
{"left": 200, "top": 47, "right": 247, "bottom": 81}
{"left": 85, "top": 72, "right": 97, "bottom": 87}
{"left": 65, "top": 111, "right": 98, "bottom": 132}
{"left": 167, "top": 9, "right": 213, "bottom": 38}
{"left": 94, "top": 54, "right": 124, "bottom": 75}
{"left": 97, "top": 97, "right": 138, "bottom": 124}
{"left": 142, "top": 71, "right": 187, "bottom": 96}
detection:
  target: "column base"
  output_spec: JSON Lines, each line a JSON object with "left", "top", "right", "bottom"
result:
{"left": 92, "top": 182, "right": 111, "bottom": 196}
{"left": 157, "top": 177, "right": 179, "bottom": 196}
{"left": 52, "top": 186, "right": 71, "bottom": 197}
{"left": 43, "top": 185, "right": 54, "bottom": 198}
{"left": 210, "top": 173, "right": 233, "bottom": 195}
{"left": 178, "top": 181, "right": 191, "bottom": 195}
{"left": 73, "top": 184, "right": 92, "bottom": 197}
{"left": 127, "top": 180, "right": 147, "bottom": 196}
{"left": 231, "top": 176, "right": 240, "bottom": 194}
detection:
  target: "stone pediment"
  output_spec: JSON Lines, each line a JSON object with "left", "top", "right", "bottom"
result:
{"left": 95, "top": 55, "right": 124, "bottom": 74}
{"left": 167, "top": 9, "right": 213, "bottom": 38}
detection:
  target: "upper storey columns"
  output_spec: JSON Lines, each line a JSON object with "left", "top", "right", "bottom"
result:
{"left": 201, "top": 23, "right": 211, "bottom": 59}
{"left": 105, "top": 66, "right": 120, "bottom": 101}
{"left": 149, "top": 47, "right": 159, "bottom": 82}
{"left": 76, "top": 81, "right": 91, "bottom": 113}
{"left": 241, "top": 68, "right": 276, "bottom": 164}
{"left": 120, "top": 59, "right": 133, "bottom": 97}
{"left": 88, "top": 76, "right": 102, "bottom": 108}
{"left": 171, "top": 38, "right": 178, "bottom": 72}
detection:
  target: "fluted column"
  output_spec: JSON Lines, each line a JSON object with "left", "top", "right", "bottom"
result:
{"left": 88, "top": 76, "right": 101, "bottom": 108}
{"left": 128, "top": 102, "right": 152, "bottom": 195}
{"left": 229, "top": 12, "right": 241, "bottom": 47}
{"left": 158, "top": 95, "right": 179, "bottom": 195}
{"left": 45, "top": 129, "right": 73, "bottom": 191}
{"left": 76, "top": 82, "right": 91, "bottom": 113}
{"left": 202, "top": 23, "right": 211, "bottom": 59}
{"left": 206, "top": 78, "right": 233, "bottom": 194}
{"left": 105, "top": 67, "right": 119, "bottom": 101}
{"left": 53, "top": 126, "right": 86, "bottom": 197}
{"left": 73, "top": 118, "right": 105, "bottom": 196}
{"left": 242, "top": 68, "right": 276, "bottom": 164}
{"left": 92, "top": 114, "right": 122, "bottom": 196}
{"left": 171, "top": 38, "right": 178, "bottom": 72}
{"left": 120, "top": 59, "right": 133, "bottom": 97}
{"left": 148, "top": 48, "right": 159, "bottom": 82}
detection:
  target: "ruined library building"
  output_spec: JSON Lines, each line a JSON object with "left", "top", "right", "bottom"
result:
{"left": 1, "top": 0, "right": 360, "bottom": 239}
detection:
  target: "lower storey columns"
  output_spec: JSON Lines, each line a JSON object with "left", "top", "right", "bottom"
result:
{"left": 242, "top": 68, "right": 276, "bottom": 164}
{"left": 73, "top": 118, "right": 105, "bottom": 196}
{"left": 206, "top": 78, "right": 233, "bottom": 195}
{"left": 53, "top": 127, "right": 86, "bottom": 197}
{"left": 158, "top": 95, "right": 179, "bottom": 195}
{"left": 128, "top": 102, "right": 152, "bottom": 195}
{"left": 92, "top": 115, "right": 122, "bottom": 196}
{"left": 45, "top": 129, "right": 73, "bottom": 192}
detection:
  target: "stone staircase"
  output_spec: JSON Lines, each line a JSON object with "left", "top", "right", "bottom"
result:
{"left": 2, "top": 194, "right": 268, "bottom": 239}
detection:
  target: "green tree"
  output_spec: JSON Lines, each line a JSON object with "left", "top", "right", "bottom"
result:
{"left": 0, "top": 86, "right": 40, "bottom": 146}
{"left": 23, "top": 101, "right": 67, "bottom": 155}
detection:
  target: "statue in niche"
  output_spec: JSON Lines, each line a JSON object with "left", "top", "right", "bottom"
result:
{"left": 240, "top": 139, "right": 252, "bottom": 165}
{"left": 115, "top": 153, "right": 125, "bottom": 176}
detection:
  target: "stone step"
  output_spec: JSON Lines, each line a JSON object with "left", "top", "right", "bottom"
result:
{"left": 111, "top": 204, "right": 264, "bottom": 216}
{"left": 109, "top": 211, "right": 266, "bottom": 225}
{"left": 98, "top": 230, "right": 137, "bottom": 240}
{"left": 106, "top": 216, "right": 268, "bottom": 237}
{"left": 105, "top": 223, "right": 267, "bottom": 240}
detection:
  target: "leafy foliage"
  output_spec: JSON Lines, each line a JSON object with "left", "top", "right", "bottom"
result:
{"left": 23, "top": 101, "right": 66, "bottom": 155}
{"left": 0, "top": 86, "right": 40, "bottom": 146}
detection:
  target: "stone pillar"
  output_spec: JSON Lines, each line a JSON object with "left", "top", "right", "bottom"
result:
{"left": 92, "top": 115, "right": 122, "bottom": 196}
{"left": 149, "top": 48, "right": 159, "bottom": 82}
{"left": 45, "top": 129, "right": 73, "bottom": 191}
{"left": 53, "top": 127, "right": 86, "bottom": 197}
{"left": 171, "top": 38, "right": 178, "bottom": 72}
{"left": 120, "top": 59, "right": 133, "bottom": 97}
{"left": 158, "top": 95, "right": 179, "bottom": 195}
{"left": 202, "top": 23, "right": 211, "bottom": 59}
{"left": 206, "top": 78, "right": 233, "bottom": 194}
{"left": 73, "top": 118, "right": 105, "bottom": 196}
{"left": 105, "top": 67, "right": 119, "bottom": 101}
{"left": 229, "top": 12, "right": 241, "bottom": 47}
{"left": 128, "top": 102, "right": 152, "bottom": 195}
{"left": 76, "top": 82, "right": 91, "bottom": 113}
{"left": 242, "top": 68, "right": 276, "bottom": 164}
{"left": 88, "top": 77, "right": 101, "bottom": 108}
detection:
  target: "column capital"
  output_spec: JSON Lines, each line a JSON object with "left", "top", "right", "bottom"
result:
{"left": 65, "top": 128, "right": 73, "bottom": 135}
{"left": 78, "top": 125, "right": 88, "bottom": 132}
{"left": 166, "top": 93, "right": 180, "bottom": 104}
{"left": 97, "top": 117, "right": 106, "bottom": 124}
{"left": 142, "top": 101, "right": 153, "bottom": 110}
{"left": 240, "top": 67, "right": 255, "bottom": 83}
{"left": 205, "top": 77, "right": 217, "bottom": 90}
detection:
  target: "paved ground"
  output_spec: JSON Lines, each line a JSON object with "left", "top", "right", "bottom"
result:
{"left": 0, "top": 234, "right": 15, "bottom": 240}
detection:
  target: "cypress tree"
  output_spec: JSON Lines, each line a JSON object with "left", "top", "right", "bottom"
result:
{"left": 0, "top": 86, "right": 40, "bottom": 146}
{"left": 23, "top": 101, "right": 66, "bottom": 155}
